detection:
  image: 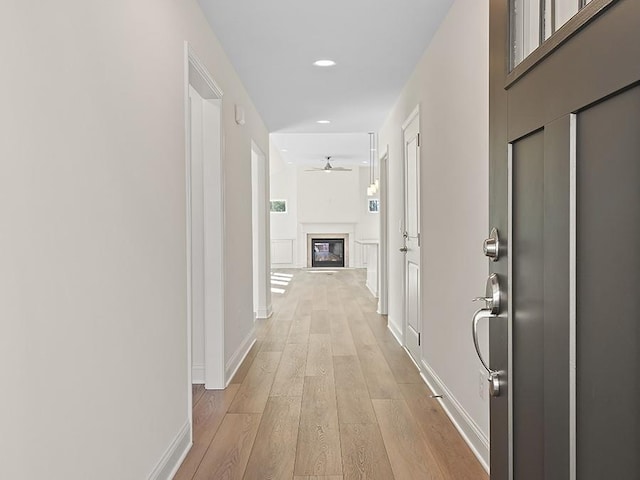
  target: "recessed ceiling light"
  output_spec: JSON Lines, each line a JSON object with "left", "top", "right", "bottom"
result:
{"left": 317, "top": 120, "right": 331, "bottom": 124}
{"left": 287, "top": 161, "right": 293, "bottom": 164}
{"left": 362, "top": 161, "right": 368, "bottom": 164}
{"left": 281, "top": 149, "right": 288, "bottom": 152}
{"left": 313, "top": 59, "right": 336, "bottom": 67}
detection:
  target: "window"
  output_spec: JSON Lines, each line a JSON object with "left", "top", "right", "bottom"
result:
{"left": 270, "top": 199, "right": 287, "bottom": 213}
{"left": 368, "top": 199, "right": 380, "bottom": 213}
{"left": 512, "top": 0, "right": 593, "bottom": 68}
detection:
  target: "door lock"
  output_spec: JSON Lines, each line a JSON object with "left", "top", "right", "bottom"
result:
{"left": 483, "top": 228, "right": 500, "bottom": 261}
{"left": 472, "top": 274, "right": 502, "bottom": 397}
{"left": 399, "top": 246, "right": 408, "bottom": 253}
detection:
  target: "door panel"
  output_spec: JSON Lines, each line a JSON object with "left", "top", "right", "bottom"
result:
{"left": 403, "top": 111, "right": 421, "bottom": 362}
{"left": 407, "top": 261, "right": 420, "bottom": 338}
{"left": 406, "top": 135, "right": 419, "bottom": 237}
{"left": 490, "top": 1, "right": 640, "bottom": 478}
{"left": 512, "top": 117, "right": 573, "bottom": 480}
{"left": 576, "top": 85, "right": 640, "bottom": 480}
{"left": 542, "top": 116, "right": 571, "bottom": 480}
{"left": 512, "top": 131, "right": 545, "bottom": 480}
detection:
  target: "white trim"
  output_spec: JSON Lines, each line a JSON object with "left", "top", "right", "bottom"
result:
{"left": 183, "top": 42, "right": 194, "bottom": 430}
{"left": 420, "top": 360, "right": 490, "bottom": 473}
{"left": 225, "top": 329, "right": 257, "bottom": 387}
{"left": 568, "top": 113, "right": 577, "bottom": 480}
{"left": 271, "top": 239, "right": 295, "bottom": 266}
{"left": 191, "top": 365, "right": 205, "bottom": 385}
{"left": 187, "top": 45, "right": 224, "bottom": 99}
{"left": 147, "top": 421, "right": 191, "bottom": 480}
{"left": 256, "top": 304, "right": 273, "bottom": 319}
{"left": 401, "top": 104, "right": 420, "bottom": 131}
{"left": 507, "top": 145, "right": 514, "bottom": 480}
{"left": 185, "top": 42, "right": 226, "bottom": 394}
{"left": 387, "top": 317, "right": 404, "bottom": 345}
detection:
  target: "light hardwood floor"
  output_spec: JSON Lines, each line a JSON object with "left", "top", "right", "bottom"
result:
{"left": 175, "top": 269, "right": 488, "bottom": 480}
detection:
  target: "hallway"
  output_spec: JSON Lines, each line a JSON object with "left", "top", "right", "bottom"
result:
{"left": 176, "top": 269, "right": 487, "bottom": 480}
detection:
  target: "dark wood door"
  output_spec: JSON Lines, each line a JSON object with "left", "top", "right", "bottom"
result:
{"left": 489, "top": 1, "right": 640, "bottom": 478}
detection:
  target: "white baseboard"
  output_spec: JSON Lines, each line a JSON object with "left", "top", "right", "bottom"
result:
{"left": 225, "top": 328, "right": 256, "bottom": 387}
{"left": 147, "top": 420, "right": 191, "bottom": 480}
{"left": 420, "top": 360, "right": 490, "bottom": 473}
{"left": 387, "top": 317, "right": 403, "bottom": 345}
{"left": 256, "top": 304, "right": 273, "bottom": 319}
{"left": 191, "top": 365, "right": 205, "bottom": 385}
{"left": 365, "top": 282, "right": 379, "bottom": 299}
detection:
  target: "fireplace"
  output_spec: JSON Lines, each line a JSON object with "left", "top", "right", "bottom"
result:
{"left": 311, "top": 238, "right": 345, "bottom": 268}
{"left": 305, "top": 232, "right": 350, "bottom": 268}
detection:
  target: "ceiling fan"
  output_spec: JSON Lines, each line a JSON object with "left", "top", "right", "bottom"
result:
{"left": 305, "top": 156, "right": 352, "bottom": 173}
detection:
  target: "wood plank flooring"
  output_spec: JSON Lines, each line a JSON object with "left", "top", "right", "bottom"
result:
{"left": 176, "top": 269, "right": 488, "bottom": 480}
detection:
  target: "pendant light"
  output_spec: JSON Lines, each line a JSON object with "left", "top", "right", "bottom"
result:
{"left": 367, "top": 132, "right": 378, "bottom": 196}
{"left": 367, "top": 132, "right": 378, "bottom": 197}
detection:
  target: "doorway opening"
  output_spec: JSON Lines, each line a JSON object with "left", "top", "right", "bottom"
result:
{"left": 251, "top": 142, "right": 272, "bottom": 319}
{"left": 185, "top": 44, "right": 225, "bottom": 422}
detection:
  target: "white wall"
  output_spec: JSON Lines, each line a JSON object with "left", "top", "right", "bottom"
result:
{"left": 0, "top": 1, "right": 268, "bottom": 479}
{"left": 297, "top": 168, "right": 360, "bottom": 224}
{"left": 269, "top": 156, "right": 379, "bottom": 267}
{"left": 380, "top": 0, "right": 490, "bottom": 465}
{"left": 269, "top": 145, "right": 299, "bottom": 241}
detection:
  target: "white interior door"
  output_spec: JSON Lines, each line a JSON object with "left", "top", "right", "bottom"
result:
{"left": 402, "top": 109, "right": 421, "bottom": 363}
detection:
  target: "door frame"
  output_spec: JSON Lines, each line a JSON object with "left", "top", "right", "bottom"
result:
{"left": 184, "top": 42, "right": 226, "bottom": 414}
{"left": 378, "top": 146, "right": 389, "bottom": 315}
{"left": 251, "top": 141, "right": 272, "bottom": 320}
{"left": 401, "top": 105, "right": 421, "bottom": 356}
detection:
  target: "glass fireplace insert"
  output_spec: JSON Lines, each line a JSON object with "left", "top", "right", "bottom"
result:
{"left": 311, "top": 238, "right": 345, "bottom": 268}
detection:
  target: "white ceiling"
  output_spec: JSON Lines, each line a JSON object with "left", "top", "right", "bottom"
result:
{"left": 197, "top": 0, "right": 454, "bottom": 134}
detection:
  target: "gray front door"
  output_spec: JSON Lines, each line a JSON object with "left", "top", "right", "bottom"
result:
{"left": 489, "top": 1, "right": 640, "bottom": 478}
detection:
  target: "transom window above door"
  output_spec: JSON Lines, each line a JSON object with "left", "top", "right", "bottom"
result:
{"left": 511, "top": 0, "right": 597, "bottom": 68}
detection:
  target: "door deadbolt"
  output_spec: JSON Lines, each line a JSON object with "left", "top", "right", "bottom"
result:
{"left": 483, "top": 228, "right": 500, "bottom": 261}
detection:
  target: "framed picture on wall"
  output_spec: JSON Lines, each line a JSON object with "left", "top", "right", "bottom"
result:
{"left": 368, "top": 199, "right": 380, "bottom": 213}
{"left": 270, "top": 199, "right": 287, "bottom": 213}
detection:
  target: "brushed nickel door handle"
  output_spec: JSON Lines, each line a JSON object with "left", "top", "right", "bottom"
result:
{"left": 472, "top": 274, "right": 502, "bottom": 397}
